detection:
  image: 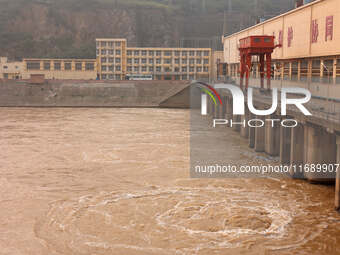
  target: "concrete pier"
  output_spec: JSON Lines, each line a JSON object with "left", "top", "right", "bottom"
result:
{"left": 304, "top": 125, "right": 336, "bottom": 182}
{"left": 225, "top": 97, "right": 233, "bottom": 121}
{"left": 248, "top": 112, "right": 255, "bottom": 149}
{"left": 280, "top": 126, "right": 291, "bottom": 165}
{"left": 254, "top": 116, "right": 265, "bottom": 152}
{"left": 240, "top": 113, "right": 249, "bottom": 138}
{"left": 336, "top": 136, "right": 340, "bottom": 211}
{"left": 290, "top": 124, "right": 305, "bottom": 178}
{"left": 232, "top": 115, "right": 241, "bottom": 132}
{"left": 265, "top": 116, "right": 280, "bottom": 156}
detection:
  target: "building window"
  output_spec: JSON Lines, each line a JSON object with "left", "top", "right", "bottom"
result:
{"left": 189, "top": 67, "right": 194, "bottom": 72}
{"left": 101, "top": 57, "right": 107, "bottom": 63}
{"left": 182, "top": 67, "right": 187, "bottom": 72}
{"left": 108, "top": 42, "right": 114, "bottom": 47}
{"left": 127, "top": 50, "right": 132, "bottom": 56}
{"left": 116, "top": 58, "right": 121, "bottom": 64}
{"left": 182, "top": 51, "right": 187, "bottom": 57}
{"left": 204, "top": 67, "right": 209, "bottom": 72}
{"left": 156, "top": 66, "right": 161, "bottom": 72}
{"left": 182, "top": 75, "right": 187, "bottom": 80}
{"left": 102, "top": 74, "right": 107, "bottom": 79}
{"left": 108, "top": 65, "right": 114, "bottom": 72}
{"left": 142, "top": 58, "right": 147, "bottom": 64}
{"left": 134, "top": 58, "right": 139, "bottom": 64}
{"left": 174, "top": 58, "right": 180, "bottom": 64}
{"left": 165, "top": 67, "right": 171, "bottom": 72}
{"left": 54, "top": 62, "right": 61, "bottom": 70}
{"left": 142, "top": 66, "right": 147, "bottom": 72}
{"left": 149, "top": 51, "right": 154, "bottom": 56}
{"left": 149, "top": 59, "right": 154, "bottom": 64}
{"left": 189, "top": 75, "right": 195, "bottom": 80}
{"left": 64, "top": 62, "right": 71, "bottom": 70}
{"left": 116, "top": 66, "right": 121, "bottom": 71}
{"left": 165, "top": 59, "right": 171, "bottom": 64}
{"left": 127, "top": 58, "right": 132, "bottom": 64}
{"left": 109, "top": 57, "right": 114, "bottom": 63}
{"left": 115, "top": 42, "right": 121, "bottom": 47}
{"left": 134, "top": 66, "right": 139, "bottom": 72}
{"left": 27, "top": 62, "right": 40, "bottom": 70}
{"left": 142, "top": 50, "right": 147, "bottom": 56}
{"left": 197, "top": 67, "right": 202, "bottom": 72}
{"left": 165, "top": 51, "right": 172, "bottom": 56}
{"left": 156, "top": 58, "right": 161, "bottom": 64}
{"left": 174, "top": 67, "right": 179, "bottom": 72}
{"left": 127, "top": 66, "right": 132, "bottom": 72}
{"left": 189, "top": 59, "right": 195, "bottom": 65}
{"left": 204, "top": 59, "right": 209, "bottom": 64}
{"left": 134, "top": 50, "right": 140, "bottom": 56}
{"left": 197, "top": 51, "right": 202, "bottom": 56}
{"left": 108, "top": 49, "right": 114, "bottom": 55}
{"left": 101, "top": 49, "right": 106, "bottom": 55}
{"left": 96, "top": 49, "right": 99, "bottom": 56}
{"left": 182, "top": 59, "right": 187, "bottom": 64}
{"left": 115, "top": 74, "right": 121, "bottom": 80}
{"left": 175, "top": 51, "right": 180, "bottom": 56}
{"left": 196, "top": 59, "right": 201, "bottom": 64}
{"left": 75, "top": 62, "right": 82, "bottom": 70}
{"left": 101, "top": 65, "right": 107, "bottom": 71}
{"left": 204, "top": 51, "right": 210, "bottom": 56}
{"left": 101, "top": 42, "right": 106, "bottom": 47}
{"left": 116, "top": 50, "right": 121, "bottom": 56}
{"left": 96, "top": 41, "right": 99, "bottom": 47}
{"left": 156, "top": 51, "right": 162, "bottom": 56}
{"left": 44, "top": 62, "right": 51, "bottom": 70}
{"left": 108, "top": 74, "right": 114, "bottom": 80}
{"left": 189, "top": 51, "right": 195, "bottom": 56}
{"left": 86, "top": 62, "right": 94, "bottom": 71}
{"left": 149, "top": 66, "right": 154, "bottom": 72}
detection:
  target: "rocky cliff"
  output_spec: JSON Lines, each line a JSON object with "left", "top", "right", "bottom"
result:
{"left": 0, "top": 0, "right": 293, "bottom": 60}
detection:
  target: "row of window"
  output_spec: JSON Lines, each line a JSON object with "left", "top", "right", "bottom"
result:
{"left": 101, "top": 74, "right": 122, "bottom": 80}
{"left": 127, "top": 50, "right": 210, "bottom": 57}
{"left": 100, "top": 57, "right": 121, "bottom": 64}
{"left": 97, "top": 49, "right": 121, "bottom": 56}
{"left": 124, "top": 66, "right": 209, "bottom": 73}
{"left": 101, "top": 65, "right": 122, "bottom": 72}
{"left": 96, "top": 41, "right": 122, "bottom": 48}
{"left": 26, "top": 62, "right": 95, "bottom": 71}
{"left": 126, "top": 58, "right": 209, "bottom": 65}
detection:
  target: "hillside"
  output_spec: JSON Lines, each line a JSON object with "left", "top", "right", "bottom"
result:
{"left": 0, "top": 0, "right": 294, "bottom": 59}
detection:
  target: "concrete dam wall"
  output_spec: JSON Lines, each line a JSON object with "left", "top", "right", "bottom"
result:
{"left": 0, "top": 80, "right": 191, "bottom": 108}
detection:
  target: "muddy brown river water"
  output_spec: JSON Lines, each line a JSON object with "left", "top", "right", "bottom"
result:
{"left": 0, "top": 108, "right": 339, "bottom": 255}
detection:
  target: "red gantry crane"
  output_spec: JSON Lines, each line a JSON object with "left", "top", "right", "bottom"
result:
{"left": 238, "top": 35, "right": 281, "bottom": 91}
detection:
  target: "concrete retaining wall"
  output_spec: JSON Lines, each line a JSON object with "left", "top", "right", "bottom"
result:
{"left": 0, "top": 79, "right": 191, "bottom": 108}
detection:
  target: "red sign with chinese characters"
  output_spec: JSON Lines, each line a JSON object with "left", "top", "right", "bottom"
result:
{"left": 325, "top": 15, "right": 333, "bottom": 41}
{"left": 278, "top": 30, "right": 283, "bottom": 45}
{"left": 287, "top": 27, "right": 293, "bottom": 47}
{"left": 311, "top": 19, "right": 319, "bottom": 43}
